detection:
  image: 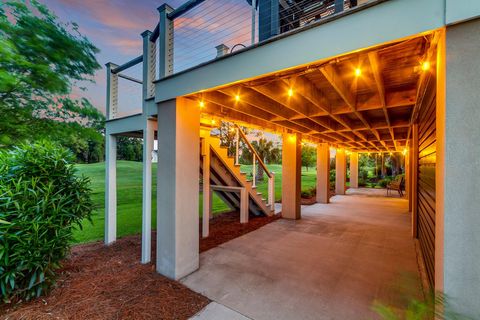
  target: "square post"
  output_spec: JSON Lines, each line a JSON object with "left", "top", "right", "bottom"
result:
{"left": 335, "top": 149, "right": 346, "bottom": 195}
{"left": 141, "top": 119, "right": 155, "bottom": 263}
{"left": 158, "top": 4, "right": 174, "bottom": 78}
{"left": 156, "top": 97, "right": 200, "bottom": 280}
{"left": 105, "top": 62, "right": 118, "bottom": 120}
{"left": 240, "top": 188, "right": 249, "bottom": 224}
{"left": 142, "top": 30, "right": 156, "bottom": 102}
{"left": 282, "top": 133, "right": 301, "bottom": 220}
{"left": 201, "top": 134, "right": 211, "bottom": 238}
{"left": 316, "top": 143, "right": 330, "bottom": 204}
{"left": 105, "top": 132, "right": 117, "bottom": 244}
{"left": 350, "top": 151, "right": 359, "bottom": 189}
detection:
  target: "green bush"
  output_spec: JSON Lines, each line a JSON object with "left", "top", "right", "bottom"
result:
{"left": 378, "top": 177, "right": 393, "bottom": 188}
{"left": 0, "top": 141, "right": 93, "bottom": 303}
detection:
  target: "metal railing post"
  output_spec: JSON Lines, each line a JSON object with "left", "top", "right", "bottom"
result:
{"left": 252, "top": 154, "right": 256, "bottom": 188}
{"left": 142, "top": 30, "right": 156, "bottom": 102}
{"left": 268, "top": 172, "right": 275, "bottom": 208}
{"left": 251, "top": 0, "right": 256, "bottom": 45}
{"left": 105, "top": 62, "right": 118, "bottom": 120}
{"left": 158, "top": 4, "right": 174, "bottom": 78}
{"left": 235, "top": 127, "right": 239, "bottom": 165}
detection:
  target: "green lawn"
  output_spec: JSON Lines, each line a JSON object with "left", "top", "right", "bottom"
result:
{"left": 74, "top": 161, "right": 317, "bottom": 243}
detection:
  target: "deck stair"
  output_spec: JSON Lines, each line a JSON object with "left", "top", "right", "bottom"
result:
{"left": 200, "top": 126, "right": 274, "bottom": 218}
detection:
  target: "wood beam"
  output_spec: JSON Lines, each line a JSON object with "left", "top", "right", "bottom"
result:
{"left": 368, "top": 51, "right": 397, "bottom": 151}
{"left": 320, "top": 64, "right": 387, "bottom": 151}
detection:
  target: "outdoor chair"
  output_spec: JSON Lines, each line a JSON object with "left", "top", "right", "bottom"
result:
{"left": 386, "top": 176, "right": 404, "bottom": 197}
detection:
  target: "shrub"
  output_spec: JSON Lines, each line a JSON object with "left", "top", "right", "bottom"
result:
{"left": 301, "top": 187, "right": 316, "bottom": 198}
{"left": 0, "top": 141, "right": 93, "bottom": 303}
{"left": 378, "top": 177, "right": 393, "bottom": 188}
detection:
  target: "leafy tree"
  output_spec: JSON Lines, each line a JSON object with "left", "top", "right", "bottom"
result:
{"left": 301, "top": 145, "right": 316, "bottom": 171}
{"left": 0, "top": 0, "right": 102, "bottom": 152}
{"left": 242, "top": 137, "right": 280, "bottom": 180}
{"left": 117, "top": 137, "right": 143, "bottom": 162}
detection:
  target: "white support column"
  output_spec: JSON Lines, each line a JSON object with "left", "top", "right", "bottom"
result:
{"left": 105, "top": 62, "right": 118, "bottom": 120}
{"left": 157, "top": 97, "right": 200, "bottom": 280}
{"left": 105, "top": 132, "right": 117, "bottom": 245}
{"left": 440, "top": 21, "right": 480, "bottom": 317}
{"left": 142, "top": 30, "right": 156, "bottom": 102}
{"left": 158, "top": 4, "right": 174, "bottom": 78}
{"left": 201, "top": 135, "right": 211, "bottom": 238}
{"left": 335, "top": 149, "right": 346, "bottom": 195}
{"left": 350, "top": 152, "right": 359, "bottom": 189}
{"left": 141, "top": 120, "right": 154, "bottom": 264}
{"left": 282, "top": 133, "right": 301, "bottom": 220}
{"left": 316, "top": 143, "right": 330, "bottom": 204}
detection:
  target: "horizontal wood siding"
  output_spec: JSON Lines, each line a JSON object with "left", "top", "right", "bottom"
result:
{"left": 416, "top": 75, "right": 436, "bottom": 288}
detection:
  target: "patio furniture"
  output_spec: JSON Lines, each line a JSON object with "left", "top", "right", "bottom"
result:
{"left": 387, "top": 176, "right": 404, "bottom": 197}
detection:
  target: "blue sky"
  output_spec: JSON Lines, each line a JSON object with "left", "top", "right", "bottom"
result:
{"left": 40, "top": 0, "right": 254, "bottom": 116}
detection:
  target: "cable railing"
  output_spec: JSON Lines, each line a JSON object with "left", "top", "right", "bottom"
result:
{"left": 105, "top": 0, "right": 361, "bottom": 120}
{"left": 233, "top": 124, "right": 275, "bottom": 209}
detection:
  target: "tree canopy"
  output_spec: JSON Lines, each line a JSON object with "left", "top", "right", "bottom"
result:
{"left": 0, "top": 0, "right": 103, "bottom": 158}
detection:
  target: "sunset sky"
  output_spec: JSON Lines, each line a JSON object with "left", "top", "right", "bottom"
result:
{"left": 40, "top": 0, "right": 254, "bottom": 116}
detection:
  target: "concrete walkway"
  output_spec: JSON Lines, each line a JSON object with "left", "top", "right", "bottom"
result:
{"left": 183, "top": 191, "right": 422, "bottom": 320}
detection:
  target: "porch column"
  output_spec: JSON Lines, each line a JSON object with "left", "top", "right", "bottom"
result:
{"left": 350, "top": 152, "right": 359, "bottom": 188}
{"left": 201, "top": 133, "right": 211, "bottom": 238}
{"left": 439, "top": 20, "right": 480, "bottom": 317}
{"left": 335, "top": 149, "right": 346, "bottom": 195}
{"left": 316, "top": 143, "right": 330, "bottom": 204}
{"left": 282, "top": 133, "right": 301, "bottom": 220}
{"left": 105, "top": 132, "right": 117, "bottom": 245}
{"left": 141, "top": 119, "right": 154, "bottom": 264}
{"left": 156, "top": 97, "right": 200, "bottom": 280}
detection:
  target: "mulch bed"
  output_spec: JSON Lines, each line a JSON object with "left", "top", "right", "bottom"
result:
{"left": 1, "top": 211, "right": 279, "bottom": 320}
{"left": 200, "top": 211, "right": 281, "bottom": 252}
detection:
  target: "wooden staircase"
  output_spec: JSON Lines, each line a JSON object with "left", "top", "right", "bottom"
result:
{"left": 200, "top": 130, "right": 274, "bottom": 218}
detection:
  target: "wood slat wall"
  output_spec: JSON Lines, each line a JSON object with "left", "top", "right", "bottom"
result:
{"left": 416, "top": 74, "right": 437, "bottom": 288}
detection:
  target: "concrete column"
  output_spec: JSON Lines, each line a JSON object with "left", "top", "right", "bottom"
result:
{"left": 350, "top": 152, "right": 359, "bottom": 189}
{"left": 439, "top": 21, "right": 480, "bottom": 317}
{"left": 335, "top": 149, "right": 346, "bottom": 195}
{"left": 201, "top": 134, "right": 211, "bottom": 238}
{"left": 282, "top": 133, "right": 301, "bottom": 220}
{"left": 141, "top": 120, "right": 154, "bottom": 264}
{"left": 105, "top": 62, "right": 118, "bottom": 120}
{"left": 105, "top": 132, "right": 117, "bottom": 245}
{"left": 157, "top": 97, "right": 200, "bottom": 280}
{"left": 158, "top": 4, "right": 174, "bottom": 78}
{"left": 316, "top": 143, "right": 330, "bottom": 204}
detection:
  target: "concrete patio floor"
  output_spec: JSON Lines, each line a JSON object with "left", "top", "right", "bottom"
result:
{"left": 183, "top": 190, "right": 423, "bottom": 320}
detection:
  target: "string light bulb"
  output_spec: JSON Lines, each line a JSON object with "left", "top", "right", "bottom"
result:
{"left": 421, "top": 61, "right": 430, "bottom": 71}
{"left": 199, "top": 100, "right": 205, "bottom": 108}
{"left": 403, "top": 148, "right": 407, "bottom": 156}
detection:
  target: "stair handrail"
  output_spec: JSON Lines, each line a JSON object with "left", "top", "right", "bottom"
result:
{"left": 234, "top": 124, "right": 272, "bottom": 180}
{"left": 233, "top": 124, "right": 275, "bottom": 211}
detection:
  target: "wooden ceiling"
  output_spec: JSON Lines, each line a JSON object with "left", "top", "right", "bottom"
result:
{"left": 190, "top": 33, "right": 437, "bottom": 152}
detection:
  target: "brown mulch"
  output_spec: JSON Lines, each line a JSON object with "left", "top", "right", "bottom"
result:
{"left": 1, "top": 211, "right": 280, "bottom": 320}
{"left": 200, "top": 211, "right": 281, "bottom": 252}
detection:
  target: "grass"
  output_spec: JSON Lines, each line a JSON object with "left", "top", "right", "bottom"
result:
{"left": 73, "top": 161, "right": 317, "bottom": 244}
